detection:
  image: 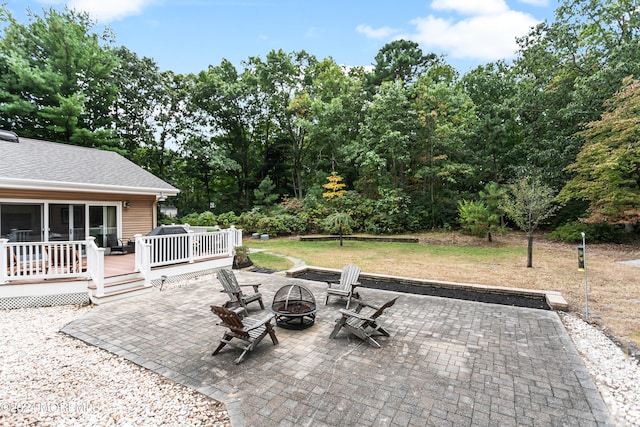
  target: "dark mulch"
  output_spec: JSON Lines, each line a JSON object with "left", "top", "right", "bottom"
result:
{"left": 295, "top": 270, "right": 550, "bottom": 310}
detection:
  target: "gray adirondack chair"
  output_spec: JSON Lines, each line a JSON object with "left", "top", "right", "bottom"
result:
{"left": 211, "top": 305, "right": 279, "bottom": 364}
{"left": 329, "top": 297, "right": 398, "bottom": 348}
{"left": 217, "top": 269, "right": 265, "bottom": 313}
{"left": 325, "top": 264, "right": 361, "bottom": 309}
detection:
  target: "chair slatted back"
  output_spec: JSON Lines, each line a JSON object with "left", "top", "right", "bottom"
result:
{"left": 216, "top": 269, "right": 243, "bottom": 301}
{"left": 371, "top": 297, "right": 398, "bottom": 320}
{"left": 339, "top": 264, "right": 361, "bottom": 289}
{"left": 211, "top": 305, "right": 249, "bottom": 337}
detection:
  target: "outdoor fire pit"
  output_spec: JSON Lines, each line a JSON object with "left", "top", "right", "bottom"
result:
{"left": 271, "top": 284, "right": 317, "bottom": 329}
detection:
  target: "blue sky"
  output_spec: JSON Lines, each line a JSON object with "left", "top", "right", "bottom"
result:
{"left": 7, "top": 0, "right": 559, "bottom": 74}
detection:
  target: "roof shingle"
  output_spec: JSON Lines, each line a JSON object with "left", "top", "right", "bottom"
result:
{"left": 0, "top": 137, "right": 179, "bottom": 196}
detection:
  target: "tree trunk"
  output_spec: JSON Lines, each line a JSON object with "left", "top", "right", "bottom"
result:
{"left": 339, "top": 225, "right": 343, "bottom": 247}
{"left": 527, "top": 234, "right": 533, "bottom": 268}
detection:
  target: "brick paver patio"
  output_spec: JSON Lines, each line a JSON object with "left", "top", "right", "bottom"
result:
{"left": 62, "top": 271, "right": 612, "bottom": 426}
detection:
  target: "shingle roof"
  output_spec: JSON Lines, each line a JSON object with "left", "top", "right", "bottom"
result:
{"left": 0, "top": 136, "right": 179, "bottom": 196}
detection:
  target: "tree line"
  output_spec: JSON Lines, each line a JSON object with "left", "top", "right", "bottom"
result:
{"left": 1, "top": 0, "right": 639, "bottom": 241}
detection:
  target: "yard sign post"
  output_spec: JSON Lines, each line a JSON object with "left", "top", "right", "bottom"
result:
{"left": 578, "top": 232, "right": 589, "bottom": 320}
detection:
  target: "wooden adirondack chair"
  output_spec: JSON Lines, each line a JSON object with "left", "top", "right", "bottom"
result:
{"left": 217, "top": 269, "right": 265, "bottom": 313}
{"left": 325, "top": 264, "right": 361, "bottom": 309}
{"left": 329, "top": 297, "right": 398, "bottom": 348}
{"left": 5, "top": 248, "right": 17, "bottom": 275}
{"left": 211, "top": 305, "right": 279, "bottom": 364}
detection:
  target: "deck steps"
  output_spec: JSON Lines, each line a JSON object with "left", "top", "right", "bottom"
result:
{"left": 89, "top": 273, "right": 152, "bottom": 305}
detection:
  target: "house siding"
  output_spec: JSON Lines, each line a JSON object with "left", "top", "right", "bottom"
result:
{"left": 0, "top": 189, "right": 156, "bottom": 238}
{"left": 122, "top": 196, "right": 156, "bottom": 239}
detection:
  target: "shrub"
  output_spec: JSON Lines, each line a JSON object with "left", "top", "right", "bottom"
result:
{"left": 237, "top": 209, "right": 266, "bottom": 234}
{"left": 321, "top": 212, "right": 354, "bottom": 235}
{"left": 547, "top": 221, "right": 628, "bottom": 243}
{"left": 256, "top": 216, "right": 290, "bottom": 236}
{"left": 458, "top": 199, "right": 504, "bottom": 241}
{"left": 276, "top": 214, "right": 305, "bottom": 235}
{"left": 363, "top": 188, "right": 411, "bottom": 234}
{"left": 216, "top": 211, "right": 239, "bottom": 228}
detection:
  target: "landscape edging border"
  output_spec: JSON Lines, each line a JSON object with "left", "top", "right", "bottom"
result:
{"left": 286, "top": 265, "right": 568, "bottom": 311}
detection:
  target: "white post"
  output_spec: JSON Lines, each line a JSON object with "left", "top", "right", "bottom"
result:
{"left": 0, "top": 238, "right": 8, "bottom": 284}
{"left": 227, "top": 228, "right": 235, "bottom": 257}
{"left": 187, "top": 231, "right": 195, "bottom": 264}
{"left": 134, "top": 234, "right": 142, "bottom": 272}
{"left": 140, "top": 240, "right": 152, "bottom": 287}
{"left": 86, "top": 237, "right": 105, "bottom": 297}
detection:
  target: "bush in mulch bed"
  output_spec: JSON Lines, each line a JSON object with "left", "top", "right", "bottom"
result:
{"left": 296, "top": 270, "right": 550, "bottom": 310}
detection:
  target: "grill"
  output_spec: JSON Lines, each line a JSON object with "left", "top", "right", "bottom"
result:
{"left": 271, "top": 284, "right": 317, "bottom": 329}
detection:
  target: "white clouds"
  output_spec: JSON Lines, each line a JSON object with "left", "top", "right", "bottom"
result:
{"left": 356, "top": 24, "right": 399, "bottom": 39}
{"left": 518, "top": 0, "right": 549, "bottom": 6}
{"left": 67, "top": 0, "right": 155, "bottom": 22}
{"left": 358, "top": 0, "right": 543, "bottom": 63}
{"left": 430, "top": 0, "right": 509, "bottom": 16}
{"left": 403, "top": 10, "right": 538, "bottom": 61}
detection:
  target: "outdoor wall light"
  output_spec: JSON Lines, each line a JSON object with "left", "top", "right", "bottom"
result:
{"left": 123, "top": 201, "right": 131, "bottom": 209}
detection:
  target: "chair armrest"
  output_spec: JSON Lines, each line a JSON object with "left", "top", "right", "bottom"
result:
{"left": 338, "top": 309, "right": 373, "bottom": 322}
{"left": 243, "top": 313, "right": 275, "bottom": 331}
{"left": 238, "top": 283, "right": 261, "bottom": 292}
{"left": 349, "top": 298, "right": 376, "bottom": 310}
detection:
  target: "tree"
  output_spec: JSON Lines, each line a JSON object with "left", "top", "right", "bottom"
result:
{"left": 558, "top": 76, "right": 640, "bottom": 223}
{"left": 111, "top": 46, "right": 163, "bottom": 160}
{"left": 323, "top": 212, "right": 353, "bottom": 246}
{"left": 254, "top": 176, "right": 279, "bottom": 208}
{"left": 411, "top": 72, "right": 475, "bottom": 227}
{"left": 0, "top": 6, "right": 118, "bottom": 147}
{"left": 461, "top": 62, "right": 521, "bottom": 185}
{"left": 512, "top": 0, "right": 640, "bottom": 190}
{"left": 247, "top": 49, "right": 318, "bottom": 200}
{"left": 458, "top": 182, "right": 506, "bottom": 241}
{"left": 503, "top": 176, "right": 559, "bottom": 268}
{"left": 356, "top": 81, "right": 417, "bottom": 195}
{"left": 322, "top": 172, "right": 347, "bottom": 202}
{"left": 192, "top": 59, "right": 262, "bottom": 211}
{"left": 367, "top": 39, "right": 438, "bottom": 90}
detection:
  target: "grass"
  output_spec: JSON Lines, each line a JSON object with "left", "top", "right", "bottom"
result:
{"left": 245, "top": 231, "right": 640, "bottom": 347}
{"left": 248, "top": 251, "right": 294, "bottom": 271}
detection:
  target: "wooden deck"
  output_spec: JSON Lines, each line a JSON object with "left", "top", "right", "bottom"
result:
{"left": 104, "top": 253, "right": 136, "bottom": 277}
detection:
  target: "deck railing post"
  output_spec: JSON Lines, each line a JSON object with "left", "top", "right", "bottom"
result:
{"left": 187, "top": 231, "right": 195, "bottom": 264}
{"left": 0, "top": 238, "right": 8, "bottom": 284}
{"left": 140, "top": 240, "right": 152, "bottom": 287}
{"left": 227, "top": 228, "right": 234, "bottom": 257}
{"left": 134, "top": 234, "right": 143, "bottom": 272}
{"left": 86, "top": 237, "right": 105, "bottom": 297}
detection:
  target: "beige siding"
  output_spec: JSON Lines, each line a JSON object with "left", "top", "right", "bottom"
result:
{"left": 121, "top": 196, "right": 156, "bottom": 238}
{"left": 0, "top": 189, "right": 157, "bottom": 237}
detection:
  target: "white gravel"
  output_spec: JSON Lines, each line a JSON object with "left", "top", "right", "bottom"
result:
{"left": 0, "top": 305, "right": 230, "bottom": 427}
{"left": 1, "top": 304, "right": 638, "bottom": 426}
{"left": 559, "top": 312, "right": 640, "bottom": 427}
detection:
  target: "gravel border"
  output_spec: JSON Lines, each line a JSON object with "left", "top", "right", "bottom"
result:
{"left": 1, "top": 303, "right": 638, "bottom": 426}
{"left": 0, "top": 305, "right": 230, "bottom": 426}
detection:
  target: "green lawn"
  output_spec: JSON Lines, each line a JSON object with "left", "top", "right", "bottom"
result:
{"left": 244, "top": 238, "right": 525, "bottom": 271}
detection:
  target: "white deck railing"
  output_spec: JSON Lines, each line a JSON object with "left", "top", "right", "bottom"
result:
{"left": 0, "top": 227, "right": 243, "bottom": 287}
{"left": 134, "top": 226, "right": 242, "bottom": 269}
{"left": 0, "top": 239, "right": 91, "bottom": 283}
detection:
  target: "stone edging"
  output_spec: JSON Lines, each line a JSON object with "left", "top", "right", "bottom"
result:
{"left": 286, "top": 265, "right": 568, "bottom": 311}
